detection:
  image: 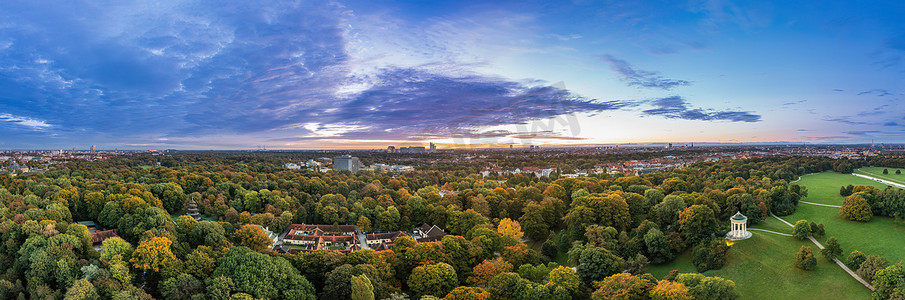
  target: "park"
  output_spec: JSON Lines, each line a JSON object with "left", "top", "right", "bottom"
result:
{"left": 648, "top": 168, "right": 905, "bottom": 299}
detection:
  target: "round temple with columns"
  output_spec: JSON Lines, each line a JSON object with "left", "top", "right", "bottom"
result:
{"left": 726, "top": 211, "right": 752, "bottom": 240}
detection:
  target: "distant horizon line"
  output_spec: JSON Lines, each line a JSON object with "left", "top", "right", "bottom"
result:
{"left": 3, "top": 141, "right": 904, "bottom": 152}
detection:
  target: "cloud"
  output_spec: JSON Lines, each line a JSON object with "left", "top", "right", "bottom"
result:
{"left": 600, "top": 55, "right": 691, "bottom": 90}
{"left": 0, "top": 113, "right": 52, "bottom": 130}
{"left": 844, "top": 130, "right": 882, "bottom": 136}
{"left": 857, "top": 89, "right": 892, "bottom": 96}
{"left": 642, "top": 96, "right": 761, "bottom": 122}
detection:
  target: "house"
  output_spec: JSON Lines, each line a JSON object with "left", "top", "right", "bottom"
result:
{"left": 282, "top": 224, "right": 360, "bottom": 252}
{"left": 365, "top": 231, "right": 409, "bottom": 248}
{"left": 413, "top": 224, "right": 447, "bottom": 242}
{"left": 284, "top": 163, "right": 301, "bottom": 170}
{"left": 91, "top": 229, "right": 119, "bottom": 252}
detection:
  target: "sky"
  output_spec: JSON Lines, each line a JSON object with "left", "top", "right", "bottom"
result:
{"left": 1, "top": 0, "right": 904, "bottom": 150}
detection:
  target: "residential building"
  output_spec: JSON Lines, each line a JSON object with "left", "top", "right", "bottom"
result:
{"left": 333, "top": 155, "right": 360, "bottom": 172}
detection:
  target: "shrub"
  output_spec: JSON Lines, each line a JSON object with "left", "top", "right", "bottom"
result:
{"left": 845, "top": 250, "right": 867, "bottom": 270}
{"left": 792, "top": 220, "right": 811, "bottom": 240}
{"left": 794, "top": 246, "right": 816, "bottom": 271}
{"left": 839, "top": 194, "right": 872, "bottom": 222}
{"left": 820, "top": 237, "right": 842, "bottom": 261}
{"left": 856, "top": 255, "right": 888, "bottom": 282}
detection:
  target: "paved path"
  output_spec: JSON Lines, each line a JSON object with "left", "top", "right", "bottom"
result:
{"left": 771, "top": 213, "right": 875, "bottom": 291}
{"left": 852, "top": 173, "right": 905, "bottom": 189}
{"left": 799, "top": 201, "right": 841, "bottom": 208}
{"left": 748, "top": 228, "right": 793, "bottom": 236}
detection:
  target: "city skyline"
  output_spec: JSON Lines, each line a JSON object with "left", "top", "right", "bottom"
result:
{"left": 1, "top": 1, "right": 904, "bottom": 149}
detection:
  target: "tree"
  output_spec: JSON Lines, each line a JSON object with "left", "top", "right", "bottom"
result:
{"left": 592, "top": 273, "right": 656, "bottom": 300}
{"left": 846, "top": 250, "right": 867, "bottom": 270}
{"left": 840, "top": 194, "right": 872, "bottom": 222}
{"left": 356, "top": 216, "right": 372, "bottom": 232}
{"left": 883, "top": 168, "right": 889, "bottom": 174}
{"left": 624, "top": 253, "right": 650, "bottom": 275}
{"left": 794, "top": 246, "right": 816, "bottom": 271}
{"left": 677, "top": 205, "right": 717, "bottom": 245}
{"left": 692, "top": 240, "right": 729, "bottom": 272}
{"left": 130, "top": 236, "right": 179, "bottom": 273}
{"left": 213, "top": 247, "right": 316, "bottom": 300}
{"left": 234, "top": 224, "right": 272, "bottom": 251}
{"left": 351, "top": 275, "right": 375, "bottom": 300}
{"left": 468, "top": 258, "right": 512, "bottom": 286}
{"left": 160, "top": 273, "right": 205, "bottom": 300}
{"left": 840, "top": 185, "right": 854, "bottom": 197}
{"left": 443, "top": 286, "right": 489, "bottom": 300}
{"left": 871, "top": 264, "right": 905, "bottom": 300}
{"left": 63, "top": 278, "right": 98, "bottom": 300}
{"left": 644, "top": 228, "right": 674, "bottom": 264}
{"left": 649, "top": 280, "right": 692, "bottom": 300}
{"left": 519, "top": 203, "right": 550, "bottom": 240}
{"left": 821, "top": 237, "right": 842, "bottom": 261}
{"left": 408, "top": 263, "right": 458, "bottom": 298}
{"left": 546, "top": 266, "right": 582, "bottom": 298}
{"left": 675, "top": 273, "right": 740, "bottom": 300}
{"left": 497, "top": 218, "right": 524, "bottom": 241}
{"left": 897, "top": 170, "right": 902, "bottom": 175}
{"left": 100, "top": 237, "right": 133, "bottom": 261}
{"left": 792, "top": 220, "right": 811, "bottom": 240}
{"left": 857, "top": 255, "right": 889, "bottom": 282}
{"left": 651, "top": 196, "right": 686, "bottom": 229}
{"left": 575, "top": 246, "right": 625, "bottom": 284}
{"left": 205, "top": 276, "right": 235, "bottom": 300}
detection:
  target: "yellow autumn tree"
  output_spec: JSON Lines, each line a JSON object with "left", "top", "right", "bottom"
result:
{"left": 649, "top": 280, "right": 692, "bottom": 300}
{"left": 497, "top": 218, "right": 524, "bottom": 240}
{"left": 130, "top": 236, "right": 178, "bottom": 273}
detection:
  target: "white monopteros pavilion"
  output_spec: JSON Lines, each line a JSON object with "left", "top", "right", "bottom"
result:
{"left": 726, "top": 211, "right": 752, "bottom": 240}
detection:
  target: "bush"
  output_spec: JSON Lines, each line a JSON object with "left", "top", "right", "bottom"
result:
{"left": 883, "top": 169, "right": 889, "bottom": 174}
{"left": 692, "top": 240, "right": 729, "bottom": 272}
{"left": 808, "top": 222, "right": 825, "bottom": 238}
{"left": 856, "top": 255, "right": 888, "bottom": 282}
{"left": 792, "top": 220, "right": 811, "bottom": 240}
{"left": 820, "top": 237, "right": 842, "bottom": 261}
{"left": 839, "top": 194, "right": 872, "bottom": 222}
{"left": 794, "top": 246, "right": 816, "bottom": 271}
{"left": 846, "top": 250, "right": 867, "bottom": 270}
{"left": 840, "top": 185, "right": 854, "bottom": 197}
{"left": 897, "top": 170, "right": 902, "bottom": 175}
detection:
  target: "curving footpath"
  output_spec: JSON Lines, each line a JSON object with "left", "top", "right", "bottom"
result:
{"left": 852, "top": 173, "right": 905, "bottom": 189}
{"left": 771, "top": 213, "right": 875, "bottom": 291}
{"left": 748, "top": 228, "right": 793, "bottom": 237}
{"left": 798, "top": 201, "right": 841, "bottom": 208}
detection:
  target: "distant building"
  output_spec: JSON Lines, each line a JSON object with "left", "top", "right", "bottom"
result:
{"left": 429, "top": 142, "right": 436, "bottom": 152}
{"left": 333, "top": 155, "right": 360, "bottom": 172}
{"left": 283, "top": 163, "right": 301, "bottom": 170}
{"left": 397, "top": 146, "right": 426, "bottom": 153}
{"left": 90, "top": 145, "right": 96, "bottom": 154}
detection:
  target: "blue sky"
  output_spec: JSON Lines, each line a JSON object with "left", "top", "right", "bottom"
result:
{"left": 1, "top": 0, "right": 903, "bottom": 149}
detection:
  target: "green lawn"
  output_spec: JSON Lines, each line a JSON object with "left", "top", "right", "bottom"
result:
{"left": 856, "top": 167, "right": 905, "bottom": 186}
{"left": 784, "top": 171, "right": 905, "bottom": 264}
{"left": 792, "top": 171, "right": 888, "bottom": 205}
{"left": 328, "top": 246, "right": 346, "bottom": 250}
{"left": 649, "top": 231, "right": 869, "bottom": 299}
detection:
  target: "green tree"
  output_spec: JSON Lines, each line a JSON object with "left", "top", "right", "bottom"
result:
{"left": 519, "top": 203, "right": 550, "bottom": 240}
{"left": 675, "top": 273, "right": 740, "bottom": 300}
{"left": 644, "top": 228, "right": 674, "bottom": 264}
{"left": 160, "top": 273, "right": 204, "bottom": 300}
{"left": 63, "top": 278, "right": 98, "bottom": 300}
{"left": 883, "top": 168, "right": 889, "bottom": 174}
{"left": 857, "top": 255, "right": 889, "bottom": 282}
{"left": 205, "top": 276, "right": 235, "bottom": 300}
{"left": 846, "top": 250, "right": 867, "bottom": 270}
{"left": 792, "top": 220, "right": 811, "bottom": 240}
{"left": 408, "top": 263, "right": 458, "bottom": 298}
{"left": 100, "top": 237, "right": 133, "bottom": 261}
{"left": 821, "top": 237, "right": 843, "bottom": 261}
{"left": 794, "top": 246, "right": 816, "bottom": 271}
{"left": 677, "top": 205, "right": 717, "bottom": 245}
{"left": 350, "top": 275, "right": 375, "bottom": 300}
{"left": 840, "top": 194, "right": 872, "bottom": 222}
{"left": 871, "top": 264, "right": 905, "bottom": 300}
{"left": 213, "top": 247, "right": 316, "bottom": 300}
{"left": 651, "top": 195, "right": 686, "bottom": 229}
{"left": 575, "top": 245, "right": 625, "bottom": 284}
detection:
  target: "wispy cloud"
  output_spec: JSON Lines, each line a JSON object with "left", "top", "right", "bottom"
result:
{"left": 642, "top": 96, "right": 760, "bottom": 122}
{"left": 0, "top": 113, "right": 52, "bottom": 130}
{"left": 857, "top": 89, "right": 892, "bottom": 96}
{"left": 601, "top": 55, "right": 691, "bottom": 90}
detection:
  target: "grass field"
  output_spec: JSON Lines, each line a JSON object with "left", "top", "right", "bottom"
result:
{"left": 792, "top": 172, "right": 888, "bottom": 205}
{"left": 786, "top": 171, "right": 905, "bottom": 263}
{"left": 647, "top": 171, "right": 905, "bottom": 299}
{"left": 649, "top": 229, "right": 869, "bottom": 299}
{"left": 856, "top": 167, "right": 905, "bottom": 186}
